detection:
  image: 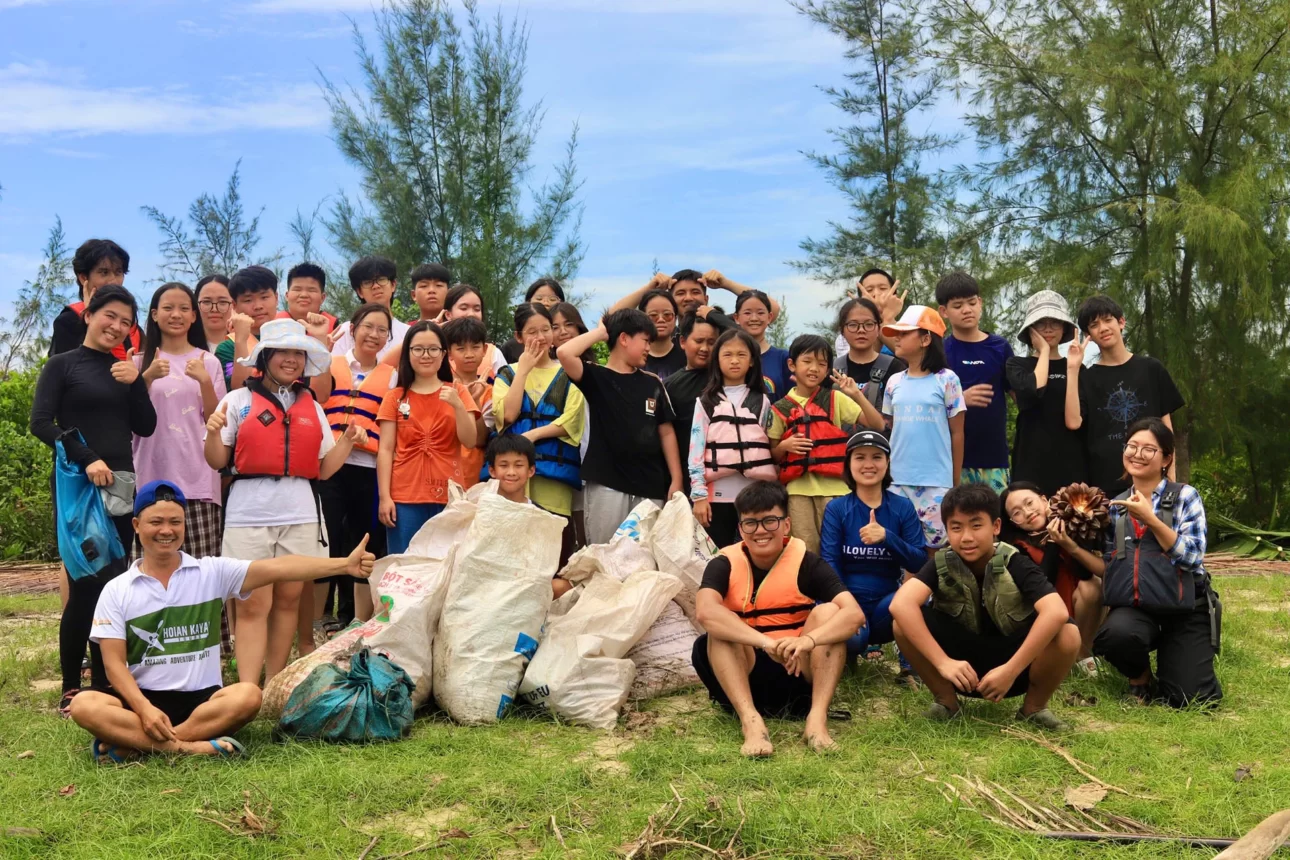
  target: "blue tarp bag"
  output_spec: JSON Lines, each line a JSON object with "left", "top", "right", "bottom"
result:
{"left": 278, "top": 648, "right": 415, "bottom": 742}
{"left": 54, "top": 431, "right": 125, "bottom": 581}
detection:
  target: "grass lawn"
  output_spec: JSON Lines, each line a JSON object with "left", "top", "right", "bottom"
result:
{"left": 1, "top": 573, "right": 1288, "bottom": 859}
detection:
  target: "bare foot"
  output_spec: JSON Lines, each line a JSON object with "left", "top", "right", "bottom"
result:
{"left": 182, "top": 738, "right": 237, "bottom": 757}
{"left": 739, "top": 716, "right": 773, "bottom": 758}
{"left": 92, "top": 740, "right": 141, "bottom": 764}
{"left": 803, "top": 719, "right": 838, "bottom": 753}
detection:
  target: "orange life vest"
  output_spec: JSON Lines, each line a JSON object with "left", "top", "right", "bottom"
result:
{"left": 233, "top": 383, "right": 323, "bottom": 480}
{"left": 770, "top": 388, "right": 850, "bottom": 483}
{"left": 323, "top": 357, "right": 394, "bottom": 455}
{"left": 276, "top": 309, "right": 337, "bottom": 332}
{"left": 720, "top": 538, "right": 814, "bottom": 640}
{"left": 69, "top": 300, "right": 141, "bottom": 361}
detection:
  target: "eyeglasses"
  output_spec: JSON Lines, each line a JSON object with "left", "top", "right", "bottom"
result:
{"left": 844, "top": 321, "right": 879, "bottom": 333}
{"left": 738, "top": 515, "right": 786, "bottom": 534}
{"left": 408, "top": 345, "right": 444, "bottom": 358}
{"left": 198, "top": 299, "right": 233, "bottom": 312}
{"left": 361, "top": 278, "right": 394, "bottom": 290}
{"left": 1124, "top": 443, "right": 1160, "bottom": 458}
{"left": 356, "top": 323, "right": 391, "bottom": 339}
{"left": 647, "top": 311, "right": 676, "bottom": 323}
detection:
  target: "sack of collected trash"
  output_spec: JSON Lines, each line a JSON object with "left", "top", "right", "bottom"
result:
{"left": 648, "top": 492, "right": 718, "bottom": 620}
{"left": 278, "top": 648, "right": 415, "bottom": 742}
{"left": 626, "top": 600, "right": 702, "bottom": 700}
{"left": 613, "top": 498, "right": 661, "bottom": 544}
{"left": 519, "top": 570, "right": 682, "bottom": 728}
{"left": 433, "top": 493, "right": 565, "bottom": 724}
{"left": 557, "top": 534, "right": 657, "bottom": 586}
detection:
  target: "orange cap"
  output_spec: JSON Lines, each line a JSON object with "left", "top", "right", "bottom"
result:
{"left": 881, "top": 305, "right": 946, "bottom": 338}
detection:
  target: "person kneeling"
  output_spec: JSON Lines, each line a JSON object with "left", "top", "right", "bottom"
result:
{"left": 486, "top": 434, "right": 572, "bottom": 600}
{"left": 692, "top": 480, "right": 864, "bottom": 756}
{"left": 71, "top": 480, "right": 376, "bottom": 763}
{"left": 890, "top": 484, "right": 1080, "bottom": 729}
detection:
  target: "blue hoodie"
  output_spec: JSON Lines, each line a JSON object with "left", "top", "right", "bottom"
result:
{"left": 821, "top": 490, "right": 927, "bottom": 604}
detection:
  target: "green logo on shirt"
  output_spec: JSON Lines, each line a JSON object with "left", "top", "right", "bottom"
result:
{"left": 125, "top": 598, "right": 224, "bottom": 665}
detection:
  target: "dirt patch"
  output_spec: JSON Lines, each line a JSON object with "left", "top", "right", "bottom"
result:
{"left": 1250, "top": 603, "right": 1290, "bottom": 614}
{"left": 366, "top": 803, "right": 472, "bottom": 839}
{"left": 573, "top": 735, "right": 634, "bottom": 775}
{"left": 1080, "top": 719, "right": 1118, "bottom": 733}
{"left": 28, "top": 679, "right": 60, "bottom": 693}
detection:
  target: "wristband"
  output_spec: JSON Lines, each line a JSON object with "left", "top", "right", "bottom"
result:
{"left": 805, "top": 633, "right": 816, "bottom": 648}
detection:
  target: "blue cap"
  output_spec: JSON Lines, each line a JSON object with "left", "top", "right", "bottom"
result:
{"left": 134, "top": 480, "right": 187, "bottom": 517}
{"left": 845, "top": 430, "right": 891, "bottom": 456}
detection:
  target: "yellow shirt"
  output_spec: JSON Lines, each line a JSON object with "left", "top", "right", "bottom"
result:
{"left": 492, "top": 363, "right": 586, "bottom": 516}
{"left": 767, "top": 387, "right": 860, "bottom": 497}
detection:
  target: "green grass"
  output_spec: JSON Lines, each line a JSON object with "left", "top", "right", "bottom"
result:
{"left": 1, "top": 578, "right": 1288, "bottom": 859}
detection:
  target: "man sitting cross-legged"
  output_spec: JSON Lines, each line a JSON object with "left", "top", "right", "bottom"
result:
{"left": 692, "top": 480, "right": 864, "bottom": 756}
{"left": 70, "top": 479, "right": 376, "bottom": 763}
{"left": 890, "top": 484, "right": 1080, "bottom": 728}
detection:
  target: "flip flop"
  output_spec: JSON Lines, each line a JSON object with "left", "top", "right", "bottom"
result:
{"left": 90, "top": 738, "right": 131, "bottom": 764}
{"left": 207, "top": 736, "right": 246, "bottom": 759}
{"left": 58, "top": 689, "right": 81, "bottom": 719}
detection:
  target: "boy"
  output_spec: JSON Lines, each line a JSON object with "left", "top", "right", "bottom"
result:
{"left": 556, "top": 308, "right": 683, "bottom": 544}
{"left": 410, "top": 262, "right": 451, "bottom": 323}
{"left": 485, "top": 435, "right": 573, "bottom": 598}
{"left": 692, "top": 481, "right": 863, "bottom": 756}
{"left": 50, "top": 238, "right": 140, "bottom": 358}
{"left": 612, "top": 269, "right": 782, "bottom": 326}
{"left": 1064, "top": 296, "right": 1184, "bottom": 496}
{"left": 277, "top": 262, "right": 336, "bottom": 333}
{"left": 442, "top": 316, "right": 493, "bottom": 488}
{"left": 329, "top": 256, "right": 410, "bottom": 360}
{"left": 890, "top": 484, "right": 1080, "bottom": 728}
{"left": 215, "top": 265, "right": 279, "bottom": 390}
{"left": 664, "top": 311, "right": 723, "bottom": 497}
{"left": 937, "top": 272, "right": 1015, "bottom": 493}
{"left": 768, "top": 334, "right": 884, "bottom": 554}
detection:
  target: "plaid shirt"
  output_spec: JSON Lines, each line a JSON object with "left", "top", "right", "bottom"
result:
{"left": 1104, "top": 479, "right": 1208, "bottom": 576}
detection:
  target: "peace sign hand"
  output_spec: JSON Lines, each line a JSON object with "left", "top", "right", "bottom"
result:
{"left": 1067, "top": 331, "right": 1087, "bottom": 369}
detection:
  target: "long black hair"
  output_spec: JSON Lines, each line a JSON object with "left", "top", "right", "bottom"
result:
{"left": 396, "top": 320, "right": 453, "bottom": 395}
{"left": 444, "top": 283, "right": 486, "bottom": 327}
{"left": 700, "top": 328, "right": 766, "bottom": 415}
{"left": 551, "top": 301, "right": 596, "bottom": 363}
{"left": 141, "top": 282, "right": 206, "bottom": 372}
{"left": 513, "top": 301, "right": 554, "bottom": 336}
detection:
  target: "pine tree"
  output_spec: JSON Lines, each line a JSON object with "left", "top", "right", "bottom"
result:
{"left": 0, "top": 218, "right": 74, "bottom": 373}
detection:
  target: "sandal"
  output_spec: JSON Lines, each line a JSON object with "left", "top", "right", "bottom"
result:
{"left": 207, "top": 736, "right": 247, "bottom": 759}
{"left": 90, "top": 738, "right": 136, "bottom": 765}
{"left": 58, "top": 689, "right": 81, "bottom": 719}
{"left": 864, "top": 644, "right": 885, "bottom": 662}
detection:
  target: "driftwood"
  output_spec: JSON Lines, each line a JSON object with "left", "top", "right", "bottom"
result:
{"left": 1214, "top": 810, "right": 1290, "bottom": 860}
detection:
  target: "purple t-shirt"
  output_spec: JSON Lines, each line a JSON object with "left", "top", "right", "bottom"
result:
{"left": 131, "top": 348, "right": 226, "bottom": 503}
{"left": 944, "top": 332, "right": 1014, "bottom": 469}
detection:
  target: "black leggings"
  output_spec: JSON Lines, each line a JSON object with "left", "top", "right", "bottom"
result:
{"left": 61, "top": 513, "right": 133, "bottom": 692}
{"left": 319, "top": 464, "right": 386, "bottom": 625}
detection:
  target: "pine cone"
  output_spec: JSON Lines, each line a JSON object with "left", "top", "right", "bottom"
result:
{"left": 1048, "top": 483, "right": 1111, "bottom": 545}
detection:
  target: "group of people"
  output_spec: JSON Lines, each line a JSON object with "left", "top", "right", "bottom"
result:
{"left": 29, "top": 236, "right": 1220, "bottom": 763}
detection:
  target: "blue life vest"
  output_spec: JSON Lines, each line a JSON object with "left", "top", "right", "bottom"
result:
{"left": 482, "top": 365, "right": 581, "bottom": 488}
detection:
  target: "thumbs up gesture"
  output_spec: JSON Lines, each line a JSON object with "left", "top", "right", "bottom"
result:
{"left": 206, "top": 400, "right": 230, "bottom": 434}
{"left": 347, "top": 533, "right": 376, "bottom": 579}
{"left": 111, "top": 347, "right": 141, "bottom": 385}
{"left": 859, "top": 509, "right": 886, "bottom": 545}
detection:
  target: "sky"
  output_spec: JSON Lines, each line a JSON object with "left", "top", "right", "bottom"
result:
{"left": 0, "top": 0, "right": 874, "bottom": 331}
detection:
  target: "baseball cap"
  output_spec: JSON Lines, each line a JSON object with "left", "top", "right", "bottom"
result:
{"left": 845, "top": 430, "right": 891, "bottom": 456}
{"left": 134, "top": 480, "right": 187, "bottom": 517}
{"left": 881, "top": 305, "right": 946, "bottom": 339}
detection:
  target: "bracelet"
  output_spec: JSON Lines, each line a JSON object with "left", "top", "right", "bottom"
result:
{"left": 805, "top": 633, "right": 816, "bottom": 648}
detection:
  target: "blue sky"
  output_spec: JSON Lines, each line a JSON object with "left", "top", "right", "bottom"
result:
{"left": 0, "top": 0, "right": 886, "bottom": 330}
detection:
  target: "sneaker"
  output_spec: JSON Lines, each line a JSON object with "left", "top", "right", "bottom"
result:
{"left": 1127, "top": 681, "right": 1153, "bottom": 704}
{"left": 923, "top": 701, "right": 961, "bottom": 721}
{"left": 1016, "top": 708, "right": 1070, "bottom": 731}
{"left": 1075, "top": 657, "right": 1098, "bottom": 677}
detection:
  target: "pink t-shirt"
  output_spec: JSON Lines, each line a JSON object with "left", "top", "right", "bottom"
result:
{"left": 131, "top": 348, "right": 227, "bottom": 503}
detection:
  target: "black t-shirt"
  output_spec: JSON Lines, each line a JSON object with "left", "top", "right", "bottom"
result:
{"left": 499, "top": 337, "right": 524, "bottom": 365}
{"left": 914, "top": 548, "right": 1055, "bottom": 636}
{"left": 663, "top": 367, "right": 706, "bottom": 495}
{"left": 576, "top": 362, "right": 676, "bottom": 498}
{"left": 700, "top": 546, "right": 846, "bottom": 604}
{"left": 1006, "top": 355, "right": 1087, "bottom": 495}
{"left": 845, "top": 354, "right": 907, "bottom": 410}
{"left": 1077, "top": 355, "right": 1184, "bottom": 496}
{"left": 645, "top": 343, "right": 687, "bottom": 381}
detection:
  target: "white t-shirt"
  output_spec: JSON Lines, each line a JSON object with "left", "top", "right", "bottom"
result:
{"left": 330, "top": 318, "right": 410, "bottom": 361}
{"left": 337, "top": 350, "right": 398, "bottom": 469}
{"left": 90, "top": 554, "right": 250, "bottom": 692}
{"left": 216, "top": 385, "right": 336, "bottom": 528}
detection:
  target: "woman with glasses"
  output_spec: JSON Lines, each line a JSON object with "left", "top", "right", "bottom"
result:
{"left": 637, "top": 289, "right": 686, "bottom": 380}
{"left": 376, "top": 321, "right": 480, "bottom": 554}
{"left": 834, "top": 297, "right": 907, "bottom": 427}
{"left": 1093, "top": 417, "right": 1222, "bottom": 708}
{"left": 309, "top": 304, "right": 398, "bottom": 629}
{"left": 194, "top": 274, "right": 233, "bottom": 353}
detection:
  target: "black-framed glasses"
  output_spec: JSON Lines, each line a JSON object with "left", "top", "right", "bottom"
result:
{"left": 738, "top": 515, "right": 786, "bottom": 535}
{"left": 1124, "top": 443, "right": 1160, "bottom": 458}
{"left": 362, "top": 277, "right": 394, "bottom": 290}
{"left": 844, "top": 321, "right": 879, "bottom": 333}
{"left": 198, "top": 299, "right": 233, "bottom": 312}
{"left": 408, "top": 345, "right": 444, "bottom": 358}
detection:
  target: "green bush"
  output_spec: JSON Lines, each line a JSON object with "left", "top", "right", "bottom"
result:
{"left": 0, "top": 420, "right": 55, "bottom": 560}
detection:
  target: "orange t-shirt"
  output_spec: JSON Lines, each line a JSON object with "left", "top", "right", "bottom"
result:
{"left": 376, "top": 383, "right": 480, "bottom": 504}
{"left": 457, "top": 382, "right": 492, "bottom": 489}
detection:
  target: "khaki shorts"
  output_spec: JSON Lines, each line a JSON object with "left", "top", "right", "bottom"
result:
{"left": 221, "top": 522, "right": 329, "bottom": 565}
{"left": 787, "top": 495, "right": 836, "bottom": 556}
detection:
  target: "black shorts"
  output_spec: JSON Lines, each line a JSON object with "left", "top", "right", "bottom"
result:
{"left": 920, "top": 605, "right": 1073, "bottom": 698}
{"left": 691, "top": 634, "right": 813, "bottom": 718}
{"left": 112, "top": 686, "right": 221, "bottom": 725}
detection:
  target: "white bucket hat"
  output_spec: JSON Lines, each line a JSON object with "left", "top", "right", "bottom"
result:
{"left": 238, "top": 318, "right": 332, "bottom": 378}
{"left": 1016, "top": 290, "right": 1076, "bottom": 344}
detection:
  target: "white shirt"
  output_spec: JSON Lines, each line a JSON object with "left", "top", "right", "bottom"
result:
{"left": 330, "top": 318, "right": 410, "bottom": 361}
{"left": 90, "top": 553, "right": 251, "bottom": 692}
{"left": 216, "top": 385, "right": 336, "bottom": 528}
{"left": 338, "top": 350, "right": 398, "bottom": 469}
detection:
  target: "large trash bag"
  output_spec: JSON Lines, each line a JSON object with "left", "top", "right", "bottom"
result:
{"left": 54, "top": 431, "right": 125, "bottom": 581}
{"left": 278, "top": 648, "right": 415, "bottom": 742}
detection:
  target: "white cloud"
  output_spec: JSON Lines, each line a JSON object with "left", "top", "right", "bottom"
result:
{"left": 0, "top": 62, "right": 326, "bottom": 138}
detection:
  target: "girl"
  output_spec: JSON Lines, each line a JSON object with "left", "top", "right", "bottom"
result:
{"left": 194, "top": 274, "right": 232, "bottom": 353}
{"left": 376, "top": 321, "right": 480, "bottom": 554}
{"left": 834, "top": 297, "right": 907, "bottom": 422}
{"left": 1006, "top": 290, "right": 1087, "bottom": 494}
{"left": 493, "top": 303, "right": 585, "bottom": 563}
{"left": 502, "top": 278, "right": 566, "bottom": 362}
{"left": 820, "top": 431, "right": 925, "bottom": 660}
{"left": 638, "top": 289, "right": 686, "bottom": 379}
{"left": 1093, "top": 418, "right": 1221, "bottom": 707}
{"left": 734, "top": 289, "right": 790, "bottom": 396}
{"left": 688, "top": 329, "right": 776, "bottom": 547}
{"left": 1001, "top": 481, "right": 1103, "bottom": 674}
{"left": 879, "top": 306, "right": 966, "bottom": 551}
{"left": 312, "top": 304, "right": 398, "bottom": 629}
{"left": 204, "top": 318, "right": 365, "bottom": 685}
{"left": 441, "top": 283, "right": 506, "bottom": 380}
{"left": 551, "top": 302, "right": 596, "bottom": 362}
{"left": 30, "top": 285, "right": 157, "bottom": 714}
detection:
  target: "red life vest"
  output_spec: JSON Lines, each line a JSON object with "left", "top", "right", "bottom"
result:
{"left": 233, "top": 384, "right": 323, "bottom": 480}
{"left": 770, "top": 388, "right": 850, "bottom": 483}
{"left": 276, "top": 309, "right": 337, "bottom": 332}
{"left": 69, "top": 300, "right": 141, "bottom": 361}
{"left": 720, "top": 538, "right": 813, "bottom": 640}
{"left": 323, "top": 357, "right": 394, "bottom": 455}
{"left": 703, "top": 391, "right": 777, "bottom": 485}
